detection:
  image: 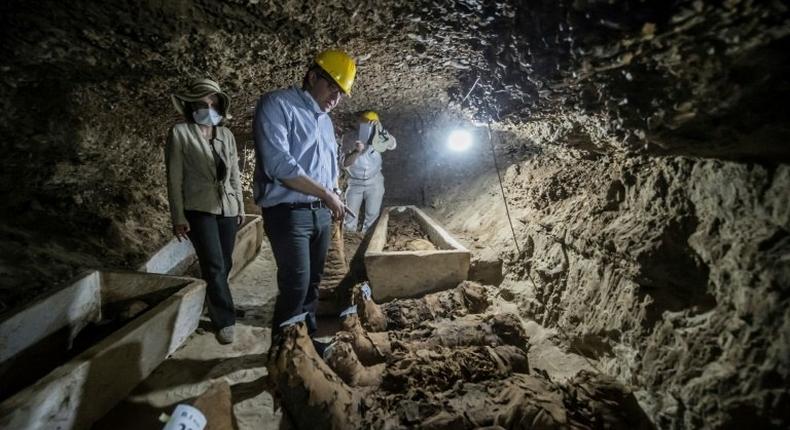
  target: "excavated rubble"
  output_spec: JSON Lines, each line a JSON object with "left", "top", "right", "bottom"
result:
{"left": 432, "top": 146, "right": 789, "bottom": 428}
{"left": 383, "top": 211, "right": 436, "bottom": 252}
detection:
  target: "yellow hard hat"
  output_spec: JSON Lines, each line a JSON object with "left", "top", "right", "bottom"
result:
{"left": 360, "top": 111, "right": 379, "bottom": 122}
{"left": 315, "top": 49, "right": 356, "bottom": 94}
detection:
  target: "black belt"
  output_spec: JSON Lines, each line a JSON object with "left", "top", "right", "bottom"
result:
{"left": 272, "top": 200, "right": 326, "bottom": 210}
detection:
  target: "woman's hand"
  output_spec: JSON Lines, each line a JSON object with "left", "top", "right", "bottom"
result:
{"left": 173, "top": 224, "right": 190, "bottom": 242}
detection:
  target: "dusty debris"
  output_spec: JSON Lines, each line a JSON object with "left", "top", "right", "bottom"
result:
{"left": 561, "top": 370, "right": 655, "bottom": 430}
{"left": 363, "top": 373, "right": 570, "bottom": 429}
{"left": 384, "top": 210, "right": 435, "bottom": 251}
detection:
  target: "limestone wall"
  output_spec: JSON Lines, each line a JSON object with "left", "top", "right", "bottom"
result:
{"left": 431, "top": 145, "right": 789, "bottom": 428}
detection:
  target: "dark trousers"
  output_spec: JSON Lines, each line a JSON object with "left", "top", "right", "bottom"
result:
{"left": 263, "top": 205, "right": 331, "bottom": 335}
{"left": 185, "top": 210, "right": 237, "bottom": 329}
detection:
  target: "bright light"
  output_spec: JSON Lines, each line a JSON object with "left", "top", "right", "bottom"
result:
{"left": 447, "top": 129, "right": 473, "bottom": 152}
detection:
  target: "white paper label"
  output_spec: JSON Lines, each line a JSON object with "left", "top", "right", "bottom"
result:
{"left": 162, "top": 404, "right": 206, "bottom": 430}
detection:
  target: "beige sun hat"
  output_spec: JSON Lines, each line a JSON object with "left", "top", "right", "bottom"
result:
{"left": 171, "top": 78, "right": 232, "bottom": 119}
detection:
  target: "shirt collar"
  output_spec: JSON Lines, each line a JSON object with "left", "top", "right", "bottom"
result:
{"left": 294, "top": 86, "right": 324, "bottom": 116}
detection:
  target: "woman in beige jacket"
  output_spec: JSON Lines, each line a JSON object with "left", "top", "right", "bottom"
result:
{"left": 166, "top": 79, "right": 244, "bottom": 344}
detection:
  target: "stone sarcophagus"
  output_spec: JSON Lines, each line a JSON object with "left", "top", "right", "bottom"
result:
{"left": 364, "top": 206, "right": 470, "bottom": 301}
{"left": 0, "top": 271, "right": 206, "bottom": 430}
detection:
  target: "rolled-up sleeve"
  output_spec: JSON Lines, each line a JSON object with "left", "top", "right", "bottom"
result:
{"left": 253, "top": 95, "right": 306, "bottom": 181}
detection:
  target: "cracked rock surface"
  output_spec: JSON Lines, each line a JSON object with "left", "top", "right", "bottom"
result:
{"left": 0, "top": 1, "right": 788, "bottom": 428}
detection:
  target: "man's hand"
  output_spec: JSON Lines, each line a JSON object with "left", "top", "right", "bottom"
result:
{"left": 279, "top": 176, "right": 348, "bottom": 220}
{"left": 354, "top": 140, "right": 365, "bottom": 153}
{"left": 322, "top": 189, "right": 345, "bottom": 221}
{"left": 173, "top": 224, "right": 190, "bottom": 242}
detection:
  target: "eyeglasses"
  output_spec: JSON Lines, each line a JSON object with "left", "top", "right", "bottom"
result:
{"left": 316, "top": 70, "right": 343, "bottom": 96}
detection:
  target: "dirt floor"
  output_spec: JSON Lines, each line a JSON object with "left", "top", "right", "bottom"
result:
{"left": 94, "top": 226, "right": 603, "bottom": 429}
{"left": 94, "top": 229, "right": 361, "bottom": 429}
{"left": 94, "top": 240, "right": 285, "bottom": 430}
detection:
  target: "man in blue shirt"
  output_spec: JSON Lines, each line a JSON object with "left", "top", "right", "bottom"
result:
{"left": 252, "top": 50, "right": 356, "bottom": 340}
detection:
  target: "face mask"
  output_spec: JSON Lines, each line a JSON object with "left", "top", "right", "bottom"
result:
{"left": 358, "top": 122, "right": 373, "bottom": 143}
{"left": 192, "top": 107, "right": 223, "bottom": 126}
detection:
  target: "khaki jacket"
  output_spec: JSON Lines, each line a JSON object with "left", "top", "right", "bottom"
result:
{"left": 165, "top": 123, "right": 244, "bottom": 226}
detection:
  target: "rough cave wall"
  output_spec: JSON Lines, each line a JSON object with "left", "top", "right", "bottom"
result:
{"left": 377, "top": 112, "right": 430, "bottom": 207}
{"left": 414, "top": 0, "right": 790, "bottom": 427}
{"left": 411, "top": 3, "right": 789, "bottom": 425}
{"left": 380, "top": 102, "right": 790, "bottom": 427}
{"left": 0, "top": 0, "right": 787, "bottom": 427}
{"left": 0, "top": 0, "right": 460, "bottom": 310}
{"left": 379, "top": 114, "right": 499, "bottom": 209}
{"left": 431, "top": 144, "right": 789, "bottom": 428}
